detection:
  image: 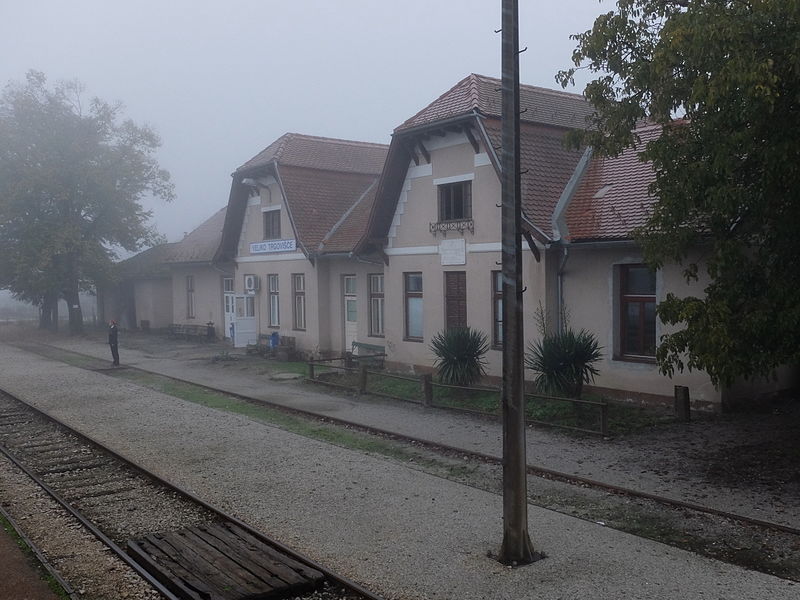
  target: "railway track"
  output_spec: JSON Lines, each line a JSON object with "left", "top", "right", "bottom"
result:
{"left": 0, "top": 388, "right": 383, "bottom": 600}
{"left": 6, "top": 341, "right": 800, "bottom": 581}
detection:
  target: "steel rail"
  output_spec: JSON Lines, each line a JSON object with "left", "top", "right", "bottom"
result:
{"left": 0, "top": 386, "right": 385, "bottom": 600}
{"left": 0, "top": 440, "right": 181, "bottom": 600}
{"left": 20, "top": 342, "right": 800, "bottom": 538}
{"left": 0, "top": 501, "right": 78, "bottom": 600}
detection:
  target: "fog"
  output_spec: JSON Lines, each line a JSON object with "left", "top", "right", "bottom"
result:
{"left": 0, "top": 1, "right": 603, "bottom": 242}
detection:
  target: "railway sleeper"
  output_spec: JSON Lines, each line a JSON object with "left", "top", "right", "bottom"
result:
{"left": 38, "top": 459, "right": 113, "bottom": 475}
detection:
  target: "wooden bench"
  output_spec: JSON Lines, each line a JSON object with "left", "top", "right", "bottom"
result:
{"left": 170, "top": 323, "right": 214, "bottom": 340}
{"left": 351, "top": 341, "right": 386, "bottom": 368}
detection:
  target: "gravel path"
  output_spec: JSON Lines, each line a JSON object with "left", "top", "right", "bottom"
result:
{"left": 0, "top": 342, "right": 797, "bottom": 599}
{"left": 45, "top": 335, "right": 800, "bottom": 530}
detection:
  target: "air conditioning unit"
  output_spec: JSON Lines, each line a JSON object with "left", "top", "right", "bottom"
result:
{"left": 244, "top": 274, "right": 260, "bottom": 293}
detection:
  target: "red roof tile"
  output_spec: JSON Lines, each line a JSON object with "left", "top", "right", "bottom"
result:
{"left": 480, "top": 118, "right": 586, "bottom": 238}
{"left": 167, "top": 206, "right": 227, "bottom": 263}
{"left": 237, "top": 133, "right": 388, "bottom": 175}
{"left": 565, "top": 125, "right": 660, "bottom": 241}
{"left": 397, "top": 73, "right": 594, "bottom": 132}
{"left": 277, "top": 165, "right": 381, "bottom": 253}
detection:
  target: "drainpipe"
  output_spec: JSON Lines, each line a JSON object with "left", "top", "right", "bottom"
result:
{"left": 557, "top": 245, "right": 569, "bottom": 333}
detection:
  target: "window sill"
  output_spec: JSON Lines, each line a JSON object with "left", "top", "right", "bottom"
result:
{"left": 404, "top": 337, "right": 423, "bottom": 343}
{"left": 368, "top": 334, "right": 385, "bottom": 339}
{"left": 613, "top": 354, "right": 657, "bottom": 364}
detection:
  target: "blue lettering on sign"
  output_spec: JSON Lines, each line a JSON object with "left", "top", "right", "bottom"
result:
{"left": 250, "top": 239, "right": 297, "bottom": 254}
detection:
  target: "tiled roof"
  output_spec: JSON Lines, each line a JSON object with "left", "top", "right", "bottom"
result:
{"left": 397, "top": 73, "right": 594, "bottom": 132}
{"left": 319, "top": 181, "right": 379, "bottom": 254}
{"left": 277, "top": 165, "right": 381, "bottom": 253}
{"left": 118, "top": 243, "right": 176, "bottom": 279}
{"left": 565, "top": 125, "right": 660, "bottom": 241}
{"left": 237, "top": 133, "right": 388, "bottom": 175}
{"left": 482, "top": 119, "right": 585, "bottom": 238}
{"left": 166, "top": 206, "right": 227, "bottom": 263}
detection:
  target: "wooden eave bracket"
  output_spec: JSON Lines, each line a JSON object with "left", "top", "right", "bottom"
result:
{"left": 522, "top": 230, "right": 541, "bottom": 262}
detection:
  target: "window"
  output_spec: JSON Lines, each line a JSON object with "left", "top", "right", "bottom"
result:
{"left": 264, "top": 209, "right": 281, "bottom": 240}
{"left": 369, "top": 274, "right": 384, "bottom": 337}
{"left": 492, "top": 270, "right": 503, "bottom": 347}
{"left": 292, "top": 273, "right": 306, "bottom": 330}
{"left": 223, "top": 277, "right": 234, "bottom": 293}
{"left": 186, "top": 275, "right": 195, "bottom": 319}
{"left": 404, "top": 272, "right": 423, "bottom": 341}
{"left": 235, "top": 296, "right": 255, "bottom": 318}
{"left": 619, "top": 264, "right": 657, "bottom": 358}
{"left": 444, "top": 271, "right": 467, "bottom": 330}
{"left": 268, "top": 274, "right": 279, "bottom": 327}
{"left": 438, "top": 181, "right": 472, "bottom": 222}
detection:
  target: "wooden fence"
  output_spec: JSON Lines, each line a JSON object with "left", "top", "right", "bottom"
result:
{"left": 307, "top": 357, "right": 609, "bottom": 436}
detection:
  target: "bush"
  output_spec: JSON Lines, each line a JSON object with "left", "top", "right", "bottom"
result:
{"left": 430, "top": 327, "right": 490, "bottom": 386}
{"left": 525, "top": 328, "right": 602, "bottom": 399}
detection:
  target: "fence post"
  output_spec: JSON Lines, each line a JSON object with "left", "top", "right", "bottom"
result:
{"left": 359, "top": 364, "right": 368, "bottom": 394}
{"left": 600, "top": 401, "right": 609, "bottom": 436}
{"left": 674, "top": 385, "right": 691, "bottom": 422}
{"left": 421, "top": 374, "right": 433, "bottom": 407}
{"left": 308, "top": 361, "right": 315, "bottom": 380}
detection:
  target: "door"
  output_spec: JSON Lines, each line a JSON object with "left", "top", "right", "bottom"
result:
{"left": 343, "top": 275, "right": 358, "bottom": 352}
{"left": 233, "top": 294, "right": 257, "bottom": 348}
{"left": 444, "top": 271, "right": 467, "bottom": 330}
{"left": 223, "top": 278, "right": 235, "bottom": 340}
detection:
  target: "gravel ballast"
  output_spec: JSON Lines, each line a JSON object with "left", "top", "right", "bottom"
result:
{"left": 0, "top": 342, "right": 796, "bottom": 600}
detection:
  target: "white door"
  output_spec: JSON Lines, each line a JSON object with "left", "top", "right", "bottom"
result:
{"left": 233, "top": 295, "right": 257, "bottom": 348}
{"left": 223, "top": 293, "right": 235, "bottom": 340}
{"left": 343, "top": 275, "right": 357, "bottom": 352}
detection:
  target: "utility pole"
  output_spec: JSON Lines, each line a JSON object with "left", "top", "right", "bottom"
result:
{"left": 498, "top": 0, "right": 538, "bottom": 565}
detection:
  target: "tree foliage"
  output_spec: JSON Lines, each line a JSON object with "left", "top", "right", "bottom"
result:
{"left": 558, "top": 0, "right": 800, "bottom": 386}
{"left": 0, "top": 71, "right": 173, "bottom": 332}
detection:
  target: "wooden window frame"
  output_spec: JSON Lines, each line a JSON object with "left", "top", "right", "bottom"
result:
{"left": 292, "top": 273, "right": 306, "bottom": 331}
{"left": 268, "top": 274, "right": 279, "bottom": 328}
{"left": 368, "top": 273, "right": 384, "bottom": 338}
{"left": 404, "top": 272, "right": 423, "bottom": 342}
{"left": 263, "top": 210, "right": 281, "bottom": 240}
{"left": 186, "top": 275, "right": 195, "bottom": 319}
{"left": 438, "top": 181, "right": 472, "bottom": 222}
{"left": 619, "top": 264, "right": 657, "bottom": 361}
{"left": 492, "top": 270, "right": 503, "bottom": 348}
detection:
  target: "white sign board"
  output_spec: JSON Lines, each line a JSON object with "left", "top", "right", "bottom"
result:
{"left": 439, "top": 238, "right": 466, "bottom": 266}
{"left": 250, "top": 239, "right": 296, "bottom": 254}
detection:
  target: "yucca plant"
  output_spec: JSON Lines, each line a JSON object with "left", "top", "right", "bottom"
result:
{"left": 525, "top": 328, "right": 602, "bottom": 399}
{"left": 430, "top": 327, "right": 489, "bottom": 386}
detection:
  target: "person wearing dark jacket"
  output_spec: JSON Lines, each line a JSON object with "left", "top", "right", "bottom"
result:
{"left": 108, "top": 320, "right": 119, "bottom": 366}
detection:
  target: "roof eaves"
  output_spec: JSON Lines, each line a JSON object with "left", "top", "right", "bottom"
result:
{"left": 551, "top": 146, "right": 593, "bottom": 242}
{"left": 273, "top": 161, "right": 312, "bottom": 263}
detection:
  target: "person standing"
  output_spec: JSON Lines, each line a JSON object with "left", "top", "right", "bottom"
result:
{"left": 108, "top": 320, "right": 120, "bottom": 366}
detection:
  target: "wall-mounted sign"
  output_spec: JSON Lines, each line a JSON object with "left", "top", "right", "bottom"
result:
{"left": 439, "top": 238, "right": 466, "bottom": 265}
{"left": 250, "top": 239, "right": 296, "bottom": 254}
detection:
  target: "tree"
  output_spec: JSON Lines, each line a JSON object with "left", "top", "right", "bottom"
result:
{"left": 0, "top": 71, "right": 173, "bottom": 333}
{"left": 558, "top": 0, "right": 800, "bottom": 387}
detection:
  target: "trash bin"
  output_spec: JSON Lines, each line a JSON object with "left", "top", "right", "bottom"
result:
{"left": 270, "top": 331, "right": 280, "bottom": 349}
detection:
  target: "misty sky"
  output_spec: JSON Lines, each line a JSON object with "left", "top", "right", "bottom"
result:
{"left": 0, "top": 1, "right": 605, "bottom": 245}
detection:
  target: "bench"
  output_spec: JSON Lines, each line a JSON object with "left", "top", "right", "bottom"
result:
{"left": 351, "top": 341, "right": 386, "bottom": 369}
{"left": 170, "top": 323, "right": 215, "bottom": 340}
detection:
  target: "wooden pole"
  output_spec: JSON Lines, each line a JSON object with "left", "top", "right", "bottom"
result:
{"left": 498, "top": 0, "right": 537, "bottom": 565}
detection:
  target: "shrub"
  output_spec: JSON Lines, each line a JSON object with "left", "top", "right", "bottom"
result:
{"left": 430, "top": 327, "right": 489, "bottom": 386}
{"left": 525, "top": 328, "right": 602, "bottom": 399}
